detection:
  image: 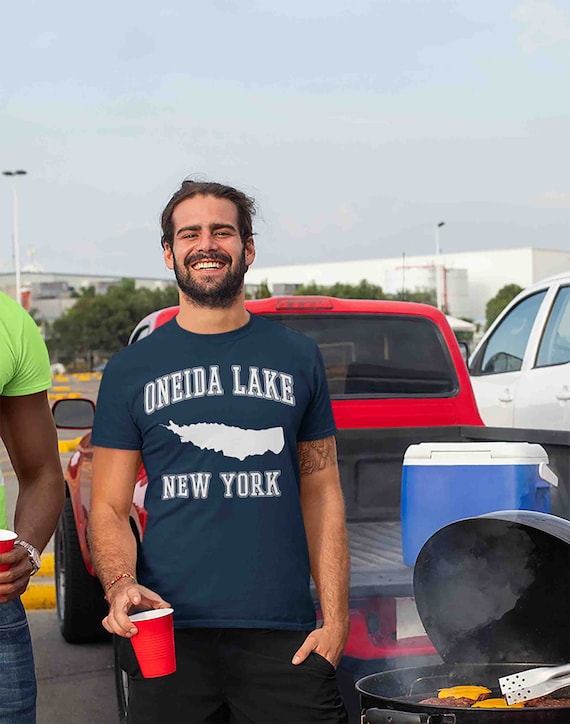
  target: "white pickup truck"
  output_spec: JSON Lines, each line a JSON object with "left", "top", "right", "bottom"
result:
{"left": 469, "top": 272, "right": 570, "bottom": 430}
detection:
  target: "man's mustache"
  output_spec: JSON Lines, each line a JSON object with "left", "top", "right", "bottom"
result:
{"left": 184, "top": 251, "right": 232, "bottom": 267}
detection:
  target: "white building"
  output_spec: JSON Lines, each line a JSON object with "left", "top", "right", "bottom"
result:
{"left": 246, "top": 247, "right": 570, "bottom": 322}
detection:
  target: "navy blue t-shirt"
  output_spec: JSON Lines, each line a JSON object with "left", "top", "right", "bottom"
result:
{"left": 92, "top": 314, "right": 336, "bottom": 630}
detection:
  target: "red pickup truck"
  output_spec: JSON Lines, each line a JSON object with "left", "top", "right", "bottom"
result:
{"left": 54, "top": 296, "right": 570, "bottom": 723}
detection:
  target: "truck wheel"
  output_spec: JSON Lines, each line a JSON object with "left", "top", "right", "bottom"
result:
{"left": 55, "top": 497, "right": 109, "bottom": 643}
{"left": 114, "top": 636, "right": 129, "bottom": 724}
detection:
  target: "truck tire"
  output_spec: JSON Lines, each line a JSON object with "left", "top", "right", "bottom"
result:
{"left": 54, "top": 497, "right": 109, "bottom": 643}
{"left": 114, "top": 635, "right": 129, "bottom": 724}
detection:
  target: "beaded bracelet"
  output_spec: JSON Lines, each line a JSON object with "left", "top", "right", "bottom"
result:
{"left": 106, "top": 572, "right": 137, "bottom": 592}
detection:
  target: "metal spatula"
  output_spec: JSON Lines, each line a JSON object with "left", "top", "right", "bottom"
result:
{"left": 499, "top": 663, "right": 570, "bottom": 705}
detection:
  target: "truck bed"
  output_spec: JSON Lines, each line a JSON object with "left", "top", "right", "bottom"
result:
{"left": 348, "top": 520, "right": 413, "bottom": 598}
{"left": 310, "top": 521, "right": 413, "bottom": 600}
{"left": 332, "top": 424, "right": 570, "bottom": 602}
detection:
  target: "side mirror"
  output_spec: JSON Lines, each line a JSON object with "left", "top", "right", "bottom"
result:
{"left": 52, "top": 398, "right": 95, "bottom": 429}
{"left": 457, "top": 341, "right": 470, "bottom": 362}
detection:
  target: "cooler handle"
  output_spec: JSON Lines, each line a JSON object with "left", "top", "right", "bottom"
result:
{"left": 539, "top": 462, "right": 558, "bottom": 487}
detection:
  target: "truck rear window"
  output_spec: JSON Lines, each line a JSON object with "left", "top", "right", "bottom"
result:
{"left": 264, "top": 313, "right": 458, "bottom": 398}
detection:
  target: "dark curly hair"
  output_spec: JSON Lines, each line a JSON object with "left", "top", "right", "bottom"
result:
{"left": 160, "top": 180, "right": 256, "bottom": 249}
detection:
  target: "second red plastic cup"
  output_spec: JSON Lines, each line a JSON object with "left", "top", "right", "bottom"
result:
{"left": 0, "top": 530, "right": 18, "bottom": 572}
{"left": 128, "top": 608, "right": 176, "bottom": 678}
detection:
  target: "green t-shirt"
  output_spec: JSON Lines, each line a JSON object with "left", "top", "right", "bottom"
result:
{"left": 0, "top": 292, "right": 52, "bottom": 528}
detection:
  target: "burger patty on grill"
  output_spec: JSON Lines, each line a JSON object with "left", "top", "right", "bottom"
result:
{"left": 524, "top": 696, "right": 570, "bottom": 707}
{"left": 418, "top": 697, "right": 474, "bottom": 707}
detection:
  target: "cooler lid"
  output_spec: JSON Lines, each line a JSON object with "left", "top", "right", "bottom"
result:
{"left": 413, "top": 510, "right": 570, "bottom": 665}
{"left": 403, "top": 441, "right": 549, "bottom": 466}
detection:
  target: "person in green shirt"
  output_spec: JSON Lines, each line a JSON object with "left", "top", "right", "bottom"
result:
{"left": 0, "top": 291, "right": 65, "bottom": 723}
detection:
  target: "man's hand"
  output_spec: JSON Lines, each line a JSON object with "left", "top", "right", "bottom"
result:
{"left": 0, "top": 545, "right": 36, "bottom": 603}
{"left": 103, "top": 579, "right": 171, "bottom": 637}
{"left": 291, "top": 623, "right": 350, "bottom": 668}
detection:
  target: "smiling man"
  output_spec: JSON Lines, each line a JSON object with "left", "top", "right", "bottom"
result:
{"left": 167, "top": 192, "right": 252, "bottom": 310}
{"left": 89, "top": 179, "right": 350, "bottom": 724}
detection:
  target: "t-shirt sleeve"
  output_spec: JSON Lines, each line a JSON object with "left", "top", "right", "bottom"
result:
{"left": 2, "top": 308, "right": 51, "bottom": 396}
{"left": 91, "top": 353, "right": 142, "bottom": 450}
{"left": 297, "top": 343, "right": 337, "bottom": 442}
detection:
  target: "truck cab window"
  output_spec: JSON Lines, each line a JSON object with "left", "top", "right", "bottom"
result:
{"left": 264, "top": 314, "right": 458, "bottom": 397}
{"left": 128, "top": 323, "right": 152, "bottom": 345}
{"left": 476, "top": 291, "right": 546, "bottom": 375}
{"left": 536, "top": 286, "right": 570, "bottom": 368}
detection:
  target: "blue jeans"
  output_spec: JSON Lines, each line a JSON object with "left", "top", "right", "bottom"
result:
{"left": 0, "top": 599, "right": 36, "bottom": 724}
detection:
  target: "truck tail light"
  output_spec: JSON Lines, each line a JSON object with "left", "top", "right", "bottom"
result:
{"left": 275, "top": 297, "right": 334, "bottom": 310}
{"left": 342, "top": 597, "right": 436, "bottom": 660}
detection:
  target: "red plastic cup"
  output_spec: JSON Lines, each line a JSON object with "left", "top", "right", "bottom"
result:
{"left": 0, "top": 530, "right": 18, "bottom": 572}
{"left": 128, "top": 608, "right": 176, "bottom": 678}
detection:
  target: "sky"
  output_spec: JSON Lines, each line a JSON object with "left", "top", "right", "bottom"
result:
{"left": 1, "top": 0, "right": 569, "bottom": 281}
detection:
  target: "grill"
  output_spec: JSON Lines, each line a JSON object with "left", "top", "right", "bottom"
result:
{"left": 357, "top": 510, "right": 570, "bottom": 723}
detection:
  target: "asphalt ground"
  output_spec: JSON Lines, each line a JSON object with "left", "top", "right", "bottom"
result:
{"left": 29, "top": 610, "right": 116, "bottom": 724}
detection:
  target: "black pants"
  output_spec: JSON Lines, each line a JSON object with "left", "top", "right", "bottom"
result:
{"left": 119, "top": 628, "right": 348, "bottom": 724}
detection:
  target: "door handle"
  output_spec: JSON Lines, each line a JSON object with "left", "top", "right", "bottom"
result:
{"left": 556, "top": 386, "right": 570, "bottom": 401}
{"left": 498, "top": 388, "right": 513, "bottom": 403}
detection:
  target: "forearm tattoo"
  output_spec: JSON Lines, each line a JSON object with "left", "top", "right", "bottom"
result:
{"left": 297, "top": 437, "right": 337, "bottom": 475}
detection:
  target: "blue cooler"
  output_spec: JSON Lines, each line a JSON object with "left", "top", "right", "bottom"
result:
{"left": 401, "top": 442, "right": 558, "bottom": 567}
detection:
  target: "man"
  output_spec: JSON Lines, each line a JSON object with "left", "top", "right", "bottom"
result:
{"left": 0, "top": 291, "right": 65, "bottom": 723}
{"left": 89, "top": 180, "right": 350, "bottom": 723}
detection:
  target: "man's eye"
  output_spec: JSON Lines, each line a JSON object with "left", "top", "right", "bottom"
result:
{"left": 215, "top": 230, "right": 230, "bottom": 237}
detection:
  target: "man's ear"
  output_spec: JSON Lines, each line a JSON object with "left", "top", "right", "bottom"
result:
{"left": 163, "top": 243, "right": 174, "bottom": 270}
{"left": 245, "top": 237, "right": 256, "bottom": 268}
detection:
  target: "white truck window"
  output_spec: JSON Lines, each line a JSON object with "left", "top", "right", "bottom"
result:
{"left": 536, "top": 286, "right": 570, "bottom": 368}
{"left": 478, "top": 291, "right": 546, "bottom": 374}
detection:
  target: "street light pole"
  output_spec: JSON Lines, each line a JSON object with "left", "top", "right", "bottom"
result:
{"left": 435, "top": 221, "right": 445, "bottom": 309}
{"left": 2, "top": 170, "right": 27, "bottom": 305}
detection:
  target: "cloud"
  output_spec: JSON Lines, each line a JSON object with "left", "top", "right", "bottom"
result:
{"left": 534, "top": 190, "right": 570, "bottom": 208}
{"left": 513, "top": 0, "right": 570, "bottom": 53}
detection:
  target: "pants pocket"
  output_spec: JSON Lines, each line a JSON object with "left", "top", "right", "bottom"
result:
{"left": 308, "top": 652, "right": 336, "bottom": 674}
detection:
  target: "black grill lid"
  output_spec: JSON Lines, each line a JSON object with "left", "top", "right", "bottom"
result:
{"left": 413, "top": 510, "right": 570, "bottom": 665}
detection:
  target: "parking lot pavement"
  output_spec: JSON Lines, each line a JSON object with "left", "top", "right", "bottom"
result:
{"left": 28, "top": 610, "right": 116, "bottom": 724}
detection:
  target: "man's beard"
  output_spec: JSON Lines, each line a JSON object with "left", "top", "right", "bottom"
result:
{"left": 173, "top": 248, "right": 248, "bottom": 309}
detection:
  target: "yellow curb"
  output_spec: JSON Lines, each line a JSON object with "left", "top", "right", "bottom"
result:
{"left": 21, "top": 554, "right": 56, "bottom": 610}
{"left": 38, "top": 553, "right": 54, "bottom": 578}
{"left": 52, "top": 385, "right": 71, "bottom": 392}
{"left": 58, "top": 437, "right": 82, "bottom": 453}
{"left": 22, "top": 581, "right": 55, "bottom": 610}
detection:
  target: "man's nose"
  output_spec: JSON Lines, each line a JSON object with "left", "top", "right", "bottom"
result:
{"left": 198, "top": 231, "right": 220, "bottom": 250}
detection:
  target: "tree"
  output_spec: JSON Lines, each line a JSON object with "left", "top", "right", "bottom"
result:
{"left": 250, "top": 280, "right": 272, "bottom": 299}
{"left": 294, "top": 279, "right": 385, "bottom": 299}
{"left": 390, "top": 288, "right": 437, "bottom": 306}
{"left": 485, "top": 284, "right": 523, "bottom": 329}
{"left": 292, "top": 279, "right": 440, "bottom": 304}
{"left": 48, "top": 279, "right": 179, "bottom": 367}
